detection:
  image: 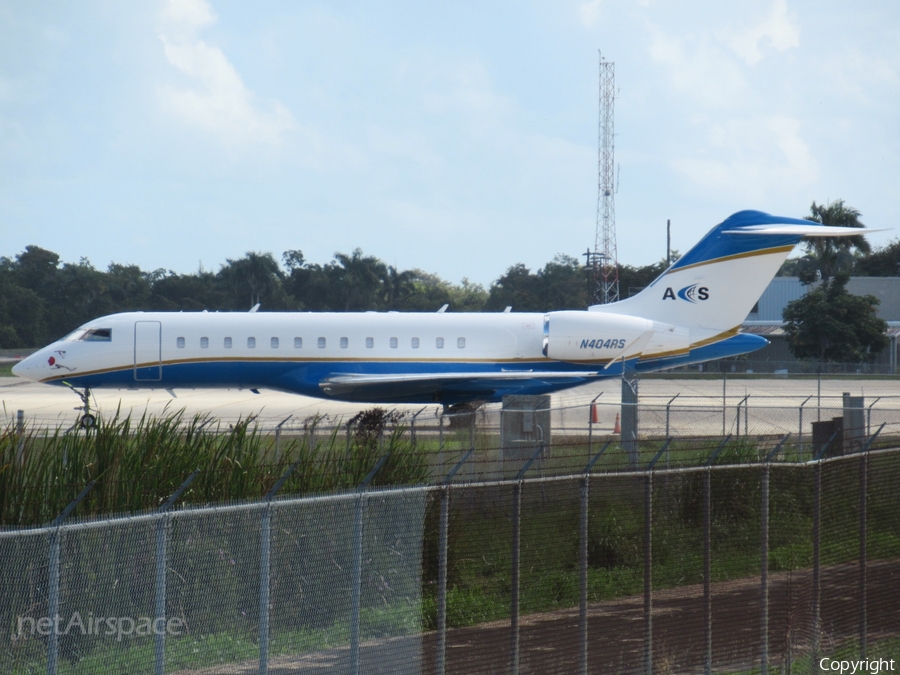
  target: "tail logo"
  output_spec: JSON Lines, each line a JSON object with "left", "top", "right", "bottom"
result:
{"left": 663, "top": 284, "right": 709, "bottom": 303}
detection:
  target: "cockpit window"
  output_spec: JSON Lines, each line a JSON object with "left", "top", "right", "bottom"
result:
{"left": 80, "top": 328, "right": 112, "bottom": 342}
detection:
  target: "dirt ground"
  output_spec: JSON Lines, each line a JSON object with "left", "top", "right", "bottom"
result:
{"left": 174, "top": 559, "right": 900, "bottom": 675}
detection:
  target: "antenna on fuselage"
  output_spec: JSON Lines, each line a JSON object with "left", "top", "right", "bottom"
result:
{"left": 249, "top": 303, "right": 260, "bottom": 313}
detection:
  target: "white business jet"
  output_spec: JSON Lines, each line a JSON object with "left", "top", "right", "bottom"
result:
{"left": 13, "top": 211, "right": 873, "bottom": 425}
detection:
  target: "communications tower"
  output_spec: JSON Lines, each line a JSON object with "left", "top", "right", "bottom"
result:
{"left": 592, "top": 52, "right": 618, "bottom": 305}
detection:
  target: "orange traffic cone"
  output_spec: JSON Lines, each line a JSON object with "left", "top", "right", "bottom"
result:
{"left": 590, "top": 403, "right": 599, "bottom": 424}
{"left": 613, "top": 413, "right": 621, "bottom": 434}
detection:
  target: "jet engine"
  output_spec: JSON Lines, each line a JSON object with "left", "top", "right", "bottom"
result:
{"left": 543, "top": 311, "right": 690, "bottom": 362}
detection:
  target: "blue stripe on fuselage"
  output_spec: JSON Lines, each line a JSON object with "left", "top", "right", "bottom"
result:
{"left": 46, "top": 359, "right": 600, "bottom": 400}
{"left": 45, "top": 332, "right": 767, "bottom": 403}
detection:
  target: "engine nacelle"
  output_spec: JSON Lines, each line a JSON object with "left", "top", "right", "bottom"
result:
{"left": 544, "top": 311, "right": 690, "bottom": 362}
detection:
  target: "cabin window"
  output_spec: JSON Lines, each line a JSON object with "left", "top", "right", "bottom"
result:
{"left": 390, "top": 337, "right": 398, "bottom": 349}
{"left": 294, "top": 337, "right": 302, "bottom": 348}
{"left": 366, "top": 337, "right": 374, "bottom": 348}
{"left": 340, "top": 337, "right": 349, "bottom": 349}
{"left": 271, "top": 337, "right": 279, "bottom": 349}
{"left": 457, "top": 337, "right": 466, "bottom": 349}
{"left": 436, "top": 337, "right": 444, "bottom": 349}
{"left": 176, "top": 337, "right": 185, "bottom": 349}
{"left": 80, "top": 328, "right": 111, "bottom": 342}
{"left": 200, "top": 337, "right": 209, "bottom": 349}
{"left": 318, "top": 337, "right": 326, "bottom": 349}
{"left": 248, "top": 337, "right": 256, "bottom": 349}
{"left": 411, "top": 337, "right": 420, "bottom": 349}
{"left": 224, "top": 337, "right": 232, "bottom": 349}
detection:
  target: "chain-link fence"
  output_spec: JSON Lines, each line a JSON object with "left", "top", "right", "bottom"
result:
{"left": 3, "top": 445, "right": 899, "bottom": 674}
{"left": 2, "top": 486, "right": 429, "bottom": 675}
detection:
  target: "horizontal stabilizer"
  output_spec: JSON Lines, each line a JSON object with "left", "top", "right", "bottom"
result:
{"left": 723, "top": 225, "right": 886, "bottom": 236}
{"left": 589, "top": 210, "right": 887, "bottom": 337}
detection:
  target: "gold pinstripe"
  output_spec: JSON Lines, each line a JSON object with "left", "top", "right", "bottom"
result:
{"left": 669, "top": 245, "right": 794, "bottom": 274}
{"left": 39, "top": 325, "right": 749, "bottom": 383}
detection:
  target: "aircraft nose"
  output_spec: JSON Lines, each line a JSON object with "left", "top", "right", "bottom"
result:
{"left": 11, "top": 353, "right": 44, "bottom": 382}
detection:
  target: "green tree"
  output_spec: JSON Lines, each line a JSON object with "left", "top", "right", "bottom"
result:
{"left": 0, "top": 271, "right": 44, "bottom": 347}
{"left": 796, "top": 200, "right": 870, "bottom": 282}
{"left": 486, "top": 254, "right": 588, "bottom": 311}
{"left": 618, "top": 254, "right": 678, "bottom": 298}
{"left": 327, "top": 249, "right": 389, "bottom": 310}
{"left": 782, "top": 273, "right": 888, "bottom": 362}
{"left": 854, "top": 238, "right": 900, "bottom": 276}
{"left": 148, "top": 269, "right": 225, "bottom": 311}
{"left": 217, "top": 252, "right": 288, "bottom": 309}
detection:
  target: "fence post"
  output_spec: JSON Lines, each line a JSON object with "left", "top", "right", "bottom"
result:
{"left": 642, "top": 440, "right": 670, "bottom": 675}
{"left": 511, "top": 479, "right": 522, "bottom": 675}
{"left": 744, "top": 394, "right": 750, "bottom": 436}
{"left": 817, "top": 366, "right": 822, "bottom": 421}
{"left": 665, "top": 394, "right": 679, "bottom": 440}
{"left": 699, "top": 435, "right": 734, "bottom": 674}
{"left": 409, "top": 406, "right": 427, "bottom": 448}
{"left": 799, "top": 396, "right": 813, "bottom": 457}
{"left": 859, "top": 447, "right": 868, "bottom": 660}
{"left": 258, "top": 459, "right": 302, "bottom": 675}
{"left": 622, "top": 376, "right": 640, "bottom": 467}
{"left": 703, "top": 466, "right": 712, "bottom": 675}
{"left": 761, "top": 463, "right": 769, "bottom": 675}
{"left": 16, "top": 409, "right": 25, "bottom": 464}
{"left": 757, "top": 436, "right": 789, "bottom": 675}
{"left": 47, "top": 481, "right": 95, "bottom": 675}
{"left": 579, "top": 441, "right": 611, "bottom": 675}
{"left": 865, "top": 398, "right": 880, "bottom": 437}
{"left": 154, "top": 470, "right": 199, "bottom": 675}
{"left": 509, "top": 444, "right": 545, "bottom": 675}
{"left": 812, "top": 461, "right": 821, "bottom": 673}
{"left": 580, "top": 472, "right": 590, "bottom": 675}
{"left": 735, "top": 395, "right": 749, "bottom": 438}
{"left": 349, "top": 454, "right": 390, "bottom": 675}
{"left": 274, "top": 414, "right": 293, "bottom": 460}
{"left": 808, "top": 431, "right": 840, "bottom": 674}
{"left": 644, "top": 469, "right": 653, "bottom": 675}
{"left": 438, "top": 413, "right": 444, "bottom": 470}
{"left": 722, "top": 366, "right": 727, "bottom": 436}
{"left": 48, "top": 532, "right": 60, "bottom": 675}
{"left": 587, "top": 393, "right": 603, "bottom": 462}
{"left": 436, "top": 450, "right": 472, "bottom": 675}
{"left": 346, "top": 420, "right": 353, "bottom": 456}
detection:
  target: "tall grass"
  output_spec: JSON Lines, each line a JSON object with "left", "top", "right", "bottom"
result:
{"left": 0, "top": 408, "right": 429, "bottom": 527}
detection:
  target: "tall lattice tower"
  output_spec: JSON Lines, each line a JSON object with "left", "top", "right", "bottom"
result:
{"left": 593, "top": 52, "right": 618, "bottom": 305}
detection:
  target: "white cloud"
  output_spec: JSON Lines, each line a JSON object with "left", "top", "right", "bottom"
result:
{"left": 422, "top": 59, "right": 513, "bottom": 134}
{"left": 578, "top": 0, "right": 603, "bottom": 28}
{"left": 672, "top": 115, "right": 819, "bottom": 201}
{"left": 646, "top": 24, "right": 749, "bottom": 110}
{"left": 721, "top": 0, "right": 800, "bottom": 66}
{"left": 157, "top": 0, "right": 294, "bottom": 146}
{"left": 160, "top": 0, "right": 215, "bottom": 35}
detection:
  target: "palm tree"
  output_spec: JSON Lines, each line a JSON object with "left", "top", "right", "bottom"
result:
{"left": 330, "top": 249, "right": 388, "bottom": 310}
{"left": 801, "top": 200, "right": 870, "bottom": 282}
{"left": 219, "top": 252, "right": 285, "bottom": 309}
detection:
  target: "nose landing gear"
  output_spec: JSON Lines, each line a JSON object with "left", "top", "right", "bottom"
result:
{"left": 64, "top": 382, "right": 96, "bottom": 429}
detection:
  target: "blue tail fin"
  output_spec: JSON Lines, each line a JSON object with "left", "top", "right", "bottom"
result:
{"left": 590, "top": 210, "right": 870, "bottom": 337}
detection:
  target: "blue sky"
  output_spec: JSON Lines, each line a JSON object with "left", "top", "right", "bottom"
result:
{"left": 2, "top": 0, "right": 898, "bottom": 287}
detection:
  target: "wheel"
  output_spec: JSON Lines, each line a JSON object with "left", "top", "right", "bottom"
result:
{"left": 80, "top": 413, "right": 96, "bottom": 429}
